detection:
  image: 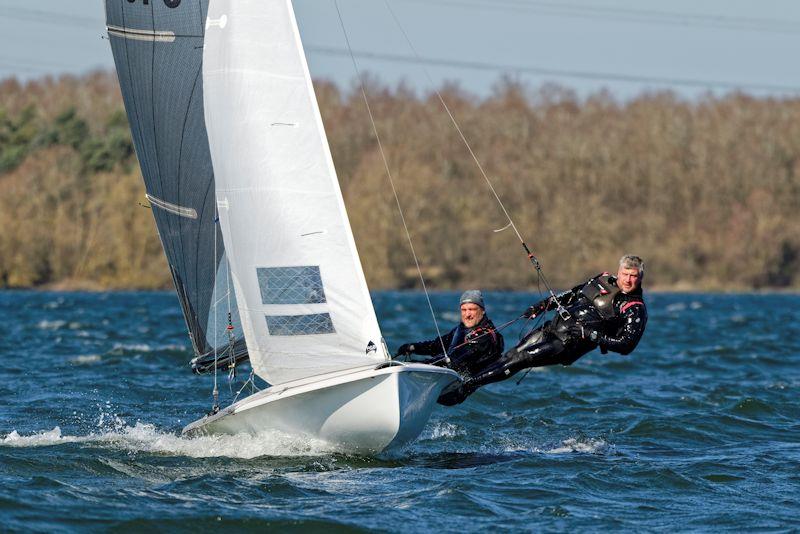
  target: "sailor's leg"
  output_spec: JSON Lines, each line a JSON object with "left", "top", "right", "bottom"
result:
{"left": 437, "top": 381, "right": 475, "bottom": 406}
{"left": 436, "top": 327, "right": 569, "bottom": 406}
{"left": 437, "top": 333, "right": 565, "bottom": 406}
{"left": 470, "top": 337, "right": 565, "bottom": 387}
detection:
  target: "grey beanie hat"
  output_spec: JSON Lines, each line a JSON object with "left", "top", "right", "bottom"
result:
{"left": 459, "top": 289, "right": 485, "bottom": 309}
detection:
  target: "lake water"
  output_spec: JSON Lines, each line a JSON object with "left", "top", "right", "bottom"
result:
{"left": 1, "top": 291, "right": 798, "bottom": 531}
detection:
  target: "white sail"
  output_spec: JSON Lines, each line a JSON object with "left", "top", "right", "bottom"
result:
{"left": 202, "top": 0, "right": 386, "bottom": 385}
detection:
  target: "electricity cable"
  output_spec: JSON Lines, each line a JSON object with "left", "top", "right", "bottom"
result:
{"left": 307, "top": 46, "right": 800, "bottom": 95}
{"left": 398, "top": 0, "right": 800, "bottom": 35}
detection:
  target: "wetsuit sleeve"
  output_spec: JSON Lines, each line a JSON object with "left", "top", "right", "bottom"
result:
{"left": 598, "top": 303, "right": 647, "bottom": 355}
{"left": 412, "top": 328, "right": 456, "bottom": 356}
{"left": 524, "top": 286, "right": 580, "bottom": 317}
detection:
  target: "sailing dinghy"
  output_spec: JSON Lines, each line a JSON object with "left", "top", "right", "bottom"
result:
{"left": 105, "top": 0, "right": 459, "bottom": 453}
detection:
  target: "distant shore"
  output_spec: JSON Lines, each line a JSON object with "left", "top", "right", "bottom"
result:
{"left": 2, "top": 72, "right": 799, "bottom": 292}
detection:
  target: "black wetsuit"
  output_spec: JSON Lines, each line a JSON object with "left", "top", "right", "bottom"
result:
{"left": 406, "top": 315, "right": 504, "bottom": 393}
{"left": 441, "top": 274, "right": 647, "bottom": 405}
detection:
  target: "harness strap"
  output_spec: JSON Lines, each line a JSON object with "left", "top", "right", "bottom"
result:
{"left": 620, "top": 301, "right": 644, "bottom": 314}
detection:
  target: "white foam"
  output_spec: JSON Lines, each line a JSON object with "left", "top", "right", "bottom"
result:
{"left": 109, "top": 343, "right": 186, "bottom": 353}
{"left": 1, "top": 423, "right": 339, "bottom": 458}
{"left": 70, "top": 355, "right": 102, "bottom": 364}
{"left": 110, "top": 342, "right": 153, "bottom": 352}
{"left": 1, "top": 427, "right": 85, "bottom": 446}
{"left": 44, "top": 298, "right": 65, "bottom": 310}
{"left": 114, "top": 423, "right": 338, "bottom": 458}
{"left": 37, "top": 319, "right": 67, "bottom": 330}
{"left": 422, "top": 421, "right": 465, "bottom": 440}
{"left": 545, "top": 437, "right": 607, "bottom": 454}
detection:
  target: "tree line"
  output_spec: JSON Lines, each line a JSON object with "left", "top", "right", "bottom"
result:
{"left": 0, "top": 71, "right": 798, "bottom": 290}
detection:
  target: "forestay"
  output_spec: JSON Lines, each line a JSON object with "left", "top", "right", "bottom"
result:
{"left": 104, "top": 0, "right": 247, "bottom": 365}
{"left": 202, "top": 0, "right": 386, "bottom": 385}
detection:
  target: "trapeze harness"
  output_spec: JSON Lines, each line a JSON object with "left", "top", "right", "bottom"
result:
{"left": 408, "top": 315, "right": 505, "bottom": 378}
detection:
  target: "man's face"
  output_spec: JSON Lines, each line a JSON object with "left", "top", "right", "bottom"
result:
{"left": 461, "top": 303, "right": 484, "bottom": 328}
{"left": 616, "top": 266, "right": 642, "bottom": 294}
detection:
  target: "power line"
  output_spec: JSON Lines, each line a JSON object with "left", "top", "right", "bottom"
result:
{"left": 0, "top": 65, "right": 48, "bottom": 76}
{"left": 307, "top": 45, "right": 800, "bottom": 94}
{"left": 7, "top": 1, "right": 799, "bottom": 35}
{"left": 0, "top": 54, "right": 83, "bottom": 71}
{"left": 0, "top": 6, "right": 101, "bottom": 30}
{"left": 398, "top": 0, "right": 800, "bottom": 35}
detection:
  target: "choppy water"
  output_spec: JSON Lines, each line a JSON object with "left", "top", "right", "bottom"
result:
{"left": 1, "top": 291, "right": 799, "bottom": 531}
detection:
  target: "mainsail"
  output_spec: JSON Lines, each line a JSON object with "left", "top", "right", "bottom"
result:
{"left": 105, "top": 0, "right": 247, "bottom": 367}
{"left": 202, "top": 0, "right": 387, "bottom": 385}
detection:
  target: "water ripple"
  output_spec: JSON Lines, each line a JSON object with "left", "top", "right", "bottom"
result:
{"left": 0, "top": 291, "right": 798, "bottom": 530}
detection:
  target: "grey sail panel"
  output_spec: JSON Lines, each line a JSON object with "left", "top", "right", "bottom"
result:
{"left": 105, "top": 0, "right": 246, "bottom": 364}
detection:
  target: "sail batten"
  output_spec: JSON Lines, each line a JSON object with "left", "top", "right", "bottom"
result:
{"left": 146, "top": 193, "right": 198, "bottom": 219}
{"left": 107, "top": 25, "right": 177, "bottom": 42}
{"left": 203, "top": 0, "right": 386, "bottom": 385}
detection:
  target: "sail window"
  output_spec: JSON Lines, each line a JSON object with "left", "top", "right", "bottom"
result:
{"left": 265, "top": 313, "right": 335, "bottom": 336}
{"left": 257, "top": 266, "right": 327, "bottom": 305}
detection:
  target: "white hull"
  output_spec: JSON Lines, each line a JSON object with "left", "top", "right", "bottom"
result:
{"left": 182, "top": 363, "right": 460, "bottom": 454}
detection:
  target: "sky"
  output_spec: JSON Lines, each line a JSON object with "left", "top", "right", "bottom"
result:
{"left": 1, "top": 0, "right": 800, "bottom": 100}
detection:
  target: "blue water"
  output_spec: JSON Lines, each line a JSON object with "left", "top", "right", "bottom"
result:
{"left": 1, "top": 291, "right": 799, "bottom": 531}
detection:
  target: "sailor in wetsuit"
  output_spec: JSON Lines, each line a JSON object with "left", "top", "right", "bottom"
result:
{"left": 395, "top": 290, "right": 504, "bottom": 401}
{"left": 440, "top": 255, "right": 648, "bottom": 405}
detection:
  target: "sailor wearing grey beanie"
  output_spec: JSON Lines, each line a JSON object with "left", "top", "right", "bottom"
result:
{"left": 459, "top": 289, "right": 484, "bottom": 310}
{"left": 394, "top": 289, "right": 504, "bottom": 405}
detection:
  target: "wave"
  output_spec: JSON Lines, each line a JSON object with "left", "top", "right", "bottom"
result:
{"left": 494, "top": 435, "right": 609, "bottom": 455}
{"left": 36, "top": 319, "right": 68, "bottom": 330}
{"left": 107, "top": 343, "right": 189, "bottom": 355}
{"left": 664, "top": 301, "right": 703, "bottom": 313}
{"left": 441, "top": 311, "right": 460, "bottom": 323}
{"left": 70, "top": 354, "right": 102, "bottom": 364}
{"left": 36, "top": 319, "right": 89, "bottom": 331}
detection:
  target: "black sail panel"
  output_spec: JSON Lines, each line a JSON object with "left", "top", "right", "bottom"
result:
{"left": 105, "top": 0, "right": 245, "bottom": 365}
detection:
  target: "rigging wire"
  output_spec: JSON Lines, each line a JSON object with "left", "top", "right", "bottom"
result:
{"left": 224, "top": 233, "right": 237, "bottom": 391}
{"left": 382, "top": 0, "right": 571, "bottom": 321}
{"left": 225, "top": 232, "right": 233, "bottom": 347}
{"left": 333, "top": 0, "right": 450, "bottom": 363}
{"left": 211, "top": 215, "right": 219, "bottom": 414}
{"left": 233, "top": 368, "right": 261, "bottom": 404}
